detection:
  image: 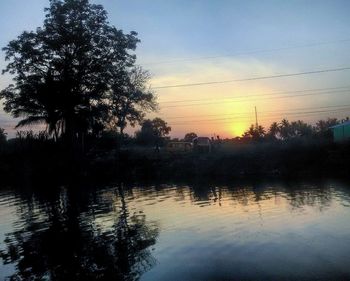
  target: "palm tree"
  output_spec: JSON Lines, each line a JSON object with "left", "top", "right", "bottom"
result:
{"left": 267, "top": 122, "right": 279, "bottom": 140}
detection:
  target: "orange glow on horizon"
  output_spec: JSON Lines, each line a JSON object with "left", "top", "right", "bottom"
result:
{"left": 144, "top": 60, "right": 341, "bottom": 139}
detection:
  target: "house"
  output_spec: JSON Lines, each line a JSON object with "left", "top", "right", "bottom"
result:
{"left": 330, "top": 121, "right": 350, "bottom": 142}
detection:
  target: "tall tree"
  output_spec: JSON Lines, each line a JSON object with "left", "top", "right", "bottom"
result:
{"left": 108, "top": 66, "right": 157, "bottom": 137}
{"left": 242, "top": 124, "right": 265, "bottom": 141}
{"left": 279, "top": 119, "right": 292, "bottom": 140}
{"left": 267, "top": 122, "right": 280, "bottom": 140}
{"left": 0, "top": 0, "right": 155, "bottom": 147}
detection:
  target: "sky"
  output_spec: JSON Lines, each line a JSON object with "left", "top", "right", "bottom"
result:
{"left": 1, "top": 0, "right": 350, "bottom": 138}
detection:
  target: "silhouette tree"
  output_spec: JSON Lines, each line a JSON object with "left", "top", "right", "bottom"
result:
{"left": 279, "top": 119, "right": 292, "bottom": 140}
{"left": 184, "top": 132, "right": 197, "bottom": 142}
{"left": 151, "top": 118, "right": 171, "bottom": 138}
{"left": 314, "top": 118, "right": 338, "bottom": 138}
{"left": 278, "top": 119, "right": 313, "bottom": 140}
{"left": 0, "top": 0, "right": 155, "bottom": 148}
{"left": 109, "top": 66, "right": 157, "bottom": 139}
{"left": 267, "top": 122, "right": 280, "bottom": 140}
{"left": 242, "top": 124, "right": 265, "bottom": 141}
{"left": 0, "top": 127, "right": 7, "bottom": 144}
{"left": 135, "top": 118, "right": 171, "bottom": 145}
{"left": 290, "top": 120, "right": 313, "bottom": 137}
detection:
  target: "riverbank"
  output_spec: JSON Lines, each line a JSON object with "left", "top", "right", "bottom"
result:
{"left": 113, "top": 140, "right": 350, "bottom": 180}
{"left": 1, "top": 138, "right": 349, "bottom": 186}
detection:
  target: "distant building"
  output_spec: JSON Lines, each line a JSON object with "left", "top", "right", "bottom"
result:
{"left": 330, "top": 121, "right": 350, "bottom": 142}
{"left": 166, "top": 141, "right": 192, "bottom": 152}
{"left": 193, "top": 137, "right": 212, "bottom": 152}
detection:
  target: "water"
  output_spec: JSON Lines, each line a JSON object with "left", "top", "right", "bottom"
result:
{"left": 1, "top": 181, "right": 350, "bottom": 280}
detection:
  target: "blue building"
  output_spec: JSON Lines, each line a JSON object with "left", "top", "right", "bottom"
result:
{"left": 330, "top": 121, "right": 350, "bottom": 142}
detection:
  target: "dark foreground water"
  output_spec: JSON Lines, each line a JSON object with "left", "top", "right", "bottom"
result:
{"left": 1, "top": 181, "right": 350, "bottom": 281}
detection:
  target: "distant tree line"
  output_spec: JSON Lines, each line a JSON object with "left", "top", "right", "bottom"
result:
{"left": 0, "top": 116, "right": 345, "bottom": 151}
{"left": 240, "top": 117, "right": 344, "bottom": 142}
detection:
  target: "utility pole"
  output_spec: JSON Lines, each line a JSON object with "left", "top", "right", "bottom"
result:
{"left": 255, "top": 106, "right": 258, "bottom": 129}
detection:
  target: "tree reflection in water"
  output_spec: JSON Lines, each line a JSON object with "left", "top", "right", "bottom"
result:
{"left": 0, "top": 185, "right": 159, "bottom": 281}
{"left": 2, "top": 180, "right": 350, "bottom": 281}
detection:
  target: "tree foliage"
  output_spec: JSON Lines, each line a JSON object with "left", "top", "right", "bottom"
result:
{"left": 266, "top": 119, "right": 313, "bottom": 140}
{"left": 242, "top": 125, "right": 266, "bottom": 141}
{"left": 0, "top": 0, "right": 156, "bottom": 145}
{"left": 184, "top": 132, "right": 197, "bottom": 142}
{"left": 314, "top": 118, "right": 338, "bottom": 138}
{"left": 108, "top": 66, "right": 157, "bottom": 136}
{"left": 0, "top": 127, "right": 7, "bottom": 144}
{"left": 135, "top": 118, "right": 171, "bottom": 145}
{"left": 240, "top": 118, "right": 342, "bottom": 142}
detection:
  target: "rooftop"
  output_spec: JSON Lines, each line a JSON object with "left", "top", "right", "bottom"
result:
{"left": 329, "top": 121, "right": 350, "bottom": 129}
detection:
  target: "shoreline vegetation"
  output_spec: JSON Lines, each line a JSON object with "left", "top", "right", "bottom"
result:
{"left": 0, "top": 127, "right": 349, "bottom": 186}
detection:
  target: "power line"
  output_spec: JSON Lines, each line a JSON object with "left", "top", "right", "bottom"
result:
{"left": 142, "top": 38, "right": 350, "bottom": 66}
{"left": 153, "top": 66, "right": 350, "bottom": 89}
{"left": 170, "top": 108, "right": 349, "bottom": 124}
{"left": 161, "top": 89, "right": 350, "bottom": 108}
{"left": 169, "top": 108, "right": 350, "bottom": 126}
{"left": 159, "top": 85, "right": 350, "bottom": 104}
{"left": 164, "top": 104, "right": 350, "bottom": 120}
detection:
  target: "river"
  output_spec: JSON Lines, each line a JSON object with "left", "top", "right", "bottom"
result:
{"left": 1, "top": 180, "right": 350, "bottom": 280}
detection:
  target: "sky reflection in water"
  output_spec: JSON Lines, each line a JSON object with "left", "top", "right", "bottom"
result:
{"left": 1, "top": 181, "right": 350, "bottom": 280}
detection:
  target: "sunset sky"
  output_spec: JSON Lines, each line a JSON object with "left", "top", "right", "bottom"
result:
{"left": 1, "top": 0, "right": 350, "bottom": 138}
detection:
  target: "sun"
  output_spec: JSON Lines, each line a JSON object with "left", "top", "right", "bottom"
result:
{"left": 229, "top": 122, "right": 247, "bottom": 137}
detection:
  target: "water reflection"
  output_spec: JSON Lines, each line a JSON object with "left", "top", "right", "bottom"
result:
{"left": 0, "top": 186, "right": 159, "bottom": 281}
{"left": 1, "top": 181, "right": 350, "bottom": 280}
